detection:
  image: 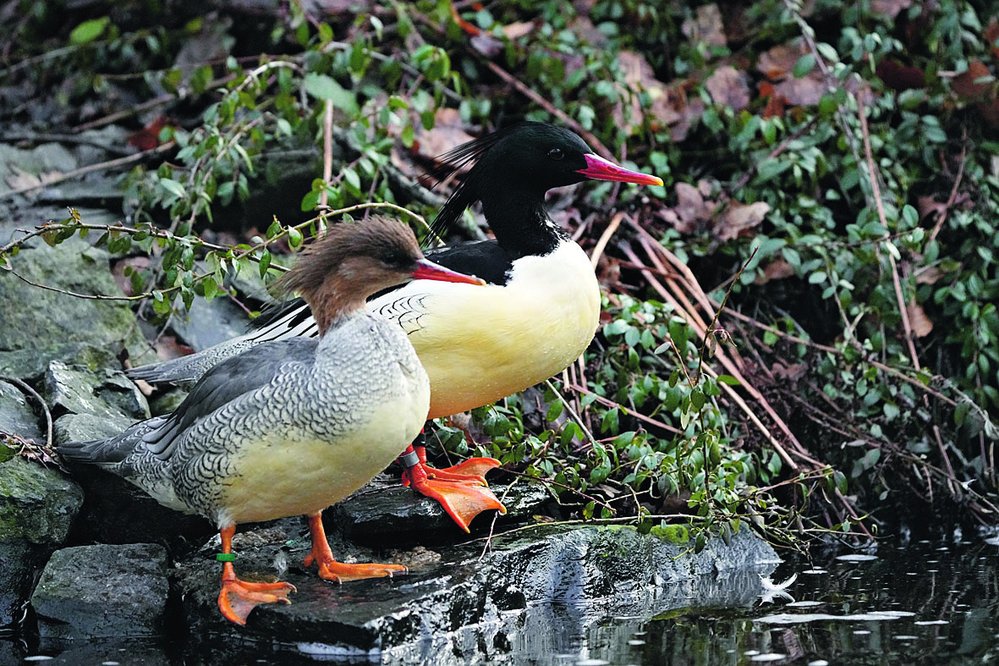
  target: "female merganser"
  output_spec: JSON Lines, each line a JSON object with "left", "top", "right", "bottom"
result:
{"left": 58, "top": 217, "right": 485, "bottom": 626}
{"left": 129, "top": 122, "right": 663, "bottom": 531}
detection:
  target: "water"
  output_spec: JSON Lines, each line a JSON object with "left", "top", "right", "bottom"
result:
{"left": 545, "top": 535, "right": 999, "bottom": 666}
{"left": 7, "top": 535, "right": 998, "bottom": 664}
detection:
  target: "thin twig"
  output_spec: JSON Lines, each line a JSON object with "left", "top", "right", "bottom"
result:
{"left": 0, "top": 142, "right": 176, "bottom": 200}
{"left": 6, "top": 378, "right": 53, "bottom": 451}
{"left": 589, "top": 211, "right": 626, "bottom": 269}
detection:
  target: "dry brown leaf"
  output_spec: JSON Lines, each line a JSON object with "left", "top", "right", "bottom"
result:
{"left": 772, "top": 362, "right": 808, "bottom": 381}
{"left": 716, "top": 201, "right": 770, "bottom": 242}
{"left": 952, "top": 60, "right": 992, "bottom": 101}
{"left": 870, "top": 0, "right": 913, "bottom": 19}
{"left": 681, "top": 3, "right": 726, "bottom": 48}
{"left": 615, "top": 51, "right": 705, "bottom": 141}
{"left": 917, "top": 195, "right": 948, "bottom": 220}
{"left": 907, "top": 301, "right": 934, "bottom": 338}
{"left": 756, "top": 259, "right": 795, "bottom": 284}
{"left": 502, "top": 20, "right": 536, "bottom": 40}
{"left": 414, "top": 108, "right": 475, "bottom": 161}
{"left": 774, "top": 76, "right": 825, "bottom": 106}
{"left": 705, "top": 65, "right": 751, "bottom": 111}
{"left": 915, "top": 266, "right": 943, "bottom": 285}
{"left": 671, "top": 182, "right": 717, "bottom": 234}
{"left": 757, "top": 40, "right": 809, "bottom": 80}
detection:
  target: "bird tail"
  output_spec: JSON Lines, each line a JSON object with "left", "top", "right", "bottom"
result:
{"left": 56, "top": 417, "right": 167, "bottom": 467}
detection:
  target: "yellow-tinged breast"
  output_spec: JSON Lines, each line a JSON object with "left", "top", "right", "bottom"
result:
{"left": 217, "top": 371, "right": 429, "bottom": 525}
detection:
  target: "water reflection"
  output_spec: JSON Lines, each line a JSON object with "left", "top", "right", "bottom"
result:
{"left": 563, "top": 537, "right": 999, "bottom": 665}
{"left": 6, "top": 537, "right": 997, "bottom": 664}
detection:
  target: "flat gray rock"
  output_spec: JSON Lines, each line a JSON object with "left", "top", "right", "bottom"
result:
{"left": 30, "top": 543, "right": 169, "bottom": 638}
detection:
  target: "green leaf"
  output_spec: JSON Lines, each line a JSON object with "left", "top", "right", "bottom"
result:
{"left": 793, "top": 54, "right": 816, "bottom": 78}
{"left": 288, "top": 227, "right": 304, "bottom": 249}
{"left": 70, "top": 17, "right": 110, "bottom": 45}
{"left": 159, "top": 178, "right": 186, "bottom": 199}
{"left": 302, "top": 73, "right": 359, "bottom": 114}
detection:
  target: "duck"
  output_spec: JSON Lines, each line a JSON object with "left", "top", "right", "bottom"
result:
{"left": 128, "top": 122, "right": 663, "bottom": 531}
{"left": 57, "top": 217, "right": 485, "bottom": 626}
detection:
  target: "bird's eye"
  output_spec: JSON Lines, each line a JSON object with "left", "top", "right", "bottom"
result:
{"left": 547, "top": 147, "right": 565, "bottom": 160}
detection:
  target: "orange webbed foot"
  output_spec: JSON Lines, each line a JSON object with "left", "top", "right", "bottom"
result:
{"left": 218, "top": 576, "right": 296, "bottom": 626}
{"left": 407, "top": 470, "right": 507, "bottom": 532}
{"left": 304, "top": 513, "right": 407, "bottom": 583}
{"left": 421, "top": 457, "right": 502, "bottom": 485}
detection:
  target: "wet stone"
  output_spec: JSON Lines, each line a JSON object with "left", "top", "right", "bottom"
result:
{"left": 334, "top": 475, "right": 549, "bottom": 544}
{"left": 0, "top": 457, "right": 84, "bottom": 628}
{"left": 173, "top": 520, "right": 779, "bottom": 660}
{"left": 30, "top": 543, "right": 169, "bottom": 639}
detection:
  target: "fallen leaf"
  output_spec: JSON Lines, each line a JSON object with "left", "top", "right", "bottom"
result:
{"left": 756, "top": 259, "right": 795, "bottom": 284}
{"left": 915, "top": 266, "right": 943, "bottom": 285}
{"left": 870, "top": 0, "right": 913, "bottom": 19}
{"left": 681, "top": 3, "right": 726, "bottom": 48}
{"left": 907, "top": 300, "right": 933, "bottom": 337}
{"left": 470, "top": 32, "right": 503, "bottom": 57}
{"left": 774, "top": 76, "right": 825, "bottom": 106}
{"left": 772, "top": 362, "right": 808, "bottom": 381}
{"left": 705, "top": 65, "right": 751, "bottom": 110}
{"left": 672, "top": 182, "right": 716, "bottom": 234}
{"left": 917, "top": 195, "right": 948, "bottom": 220}
{"left": 414, "top": 108, "right": 475, "bottom": 162}
{"left": 715, "top": 201, "right": 770, "bottom": 242}
{"left": 951, "top": 60, "right": 992, "bottom": 101}
{"left": 129, "top": 116, "right": 170, "bottom": 151}
{"left": 615, "top": 51, "right": 704, "bottom": 140}
{"left": 757, "top": 41, "right": 809, "bottom": 80}
{"left": 502, "top": 20, "right": 536, "bottom": 40}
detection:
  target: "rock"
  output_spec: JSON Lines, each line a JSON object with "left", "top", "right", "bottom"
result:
{"left": 149, "top": 387, "right": 189, "bottom": 416}
{"left": 173, "top": 520, "right": 779, "bottom": 660}
{"left": 0, "top": 456, "right": 84, "bottom": 628}
{"left": 0, "top": 236, "right": 155, "bottom": 379}
{"left": 170, "top": 295, "right": 250, "bottom": 352}
{"left": 53, "top": 413, "right": 129, "bottom": 445}
{"left": 30, "top": 543, "right": 169, "bottom": 639}
{"left": 335, "top": 476, "right": 550, "bottom": 543}
{"left": 0, "top": 380, "right": 42, "bottom": 440}
{"left": 44, "top": 355, "right": 149, "bottom": 422}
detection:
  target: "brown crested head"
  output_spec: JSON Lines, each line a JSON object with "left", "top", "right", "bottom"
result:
{"left": 273, "top": 216, "right": 483, "bottom": 334}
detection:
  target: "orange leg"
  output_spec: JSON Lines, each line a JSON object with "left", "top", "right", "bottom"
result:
{"left": 399, "top": 442, "right": 507, "bottom": 533}
{"left": 304, "top": 513, "right": 407, "bottom": 582}
{"left": 216, "top": 525, "right": 296, "bottom": 626}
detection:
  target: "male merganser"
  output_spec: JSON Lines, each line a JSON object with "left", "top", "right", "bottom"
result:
{"left": 58, "top": 217, "right": 484, "bottom": 626}
{"left": 129, "top": 122, "right": 663, "bottom": 530}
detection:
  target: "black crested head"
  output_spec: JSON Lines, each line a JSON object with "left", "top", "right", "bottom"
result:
{"left": 428, "top": 122, "right": 596, "bottom": 242}
{"left": 427, "top": 122, "right": 661, "bottom": 252}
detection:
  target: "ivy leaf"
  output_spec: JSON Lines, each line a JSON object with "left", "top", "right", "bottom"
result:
{"left": 302, "top": 73, "right": 359, "bottom": 114}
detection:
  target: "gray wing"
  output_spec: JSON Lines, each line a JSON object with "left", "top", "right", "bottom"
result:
{"left": 140, "top": 337, "right": 319, "bottom": 460}
{"left": 127, "top": 306, "right": 320, "bottom": 384}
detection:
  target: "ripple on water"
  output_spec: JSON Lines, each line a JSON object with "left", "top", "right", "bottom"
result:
{"left": 914, "top": 620, "right": 949, "bottom": 625}
{"left": 750, "top": 654, "right": 787, "bottom": 662}
{"left": 836, "top": 554, "right": 879, "bottom": 562}
{"left": 757, "top": 610, "right": 916, "bottom": 625}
